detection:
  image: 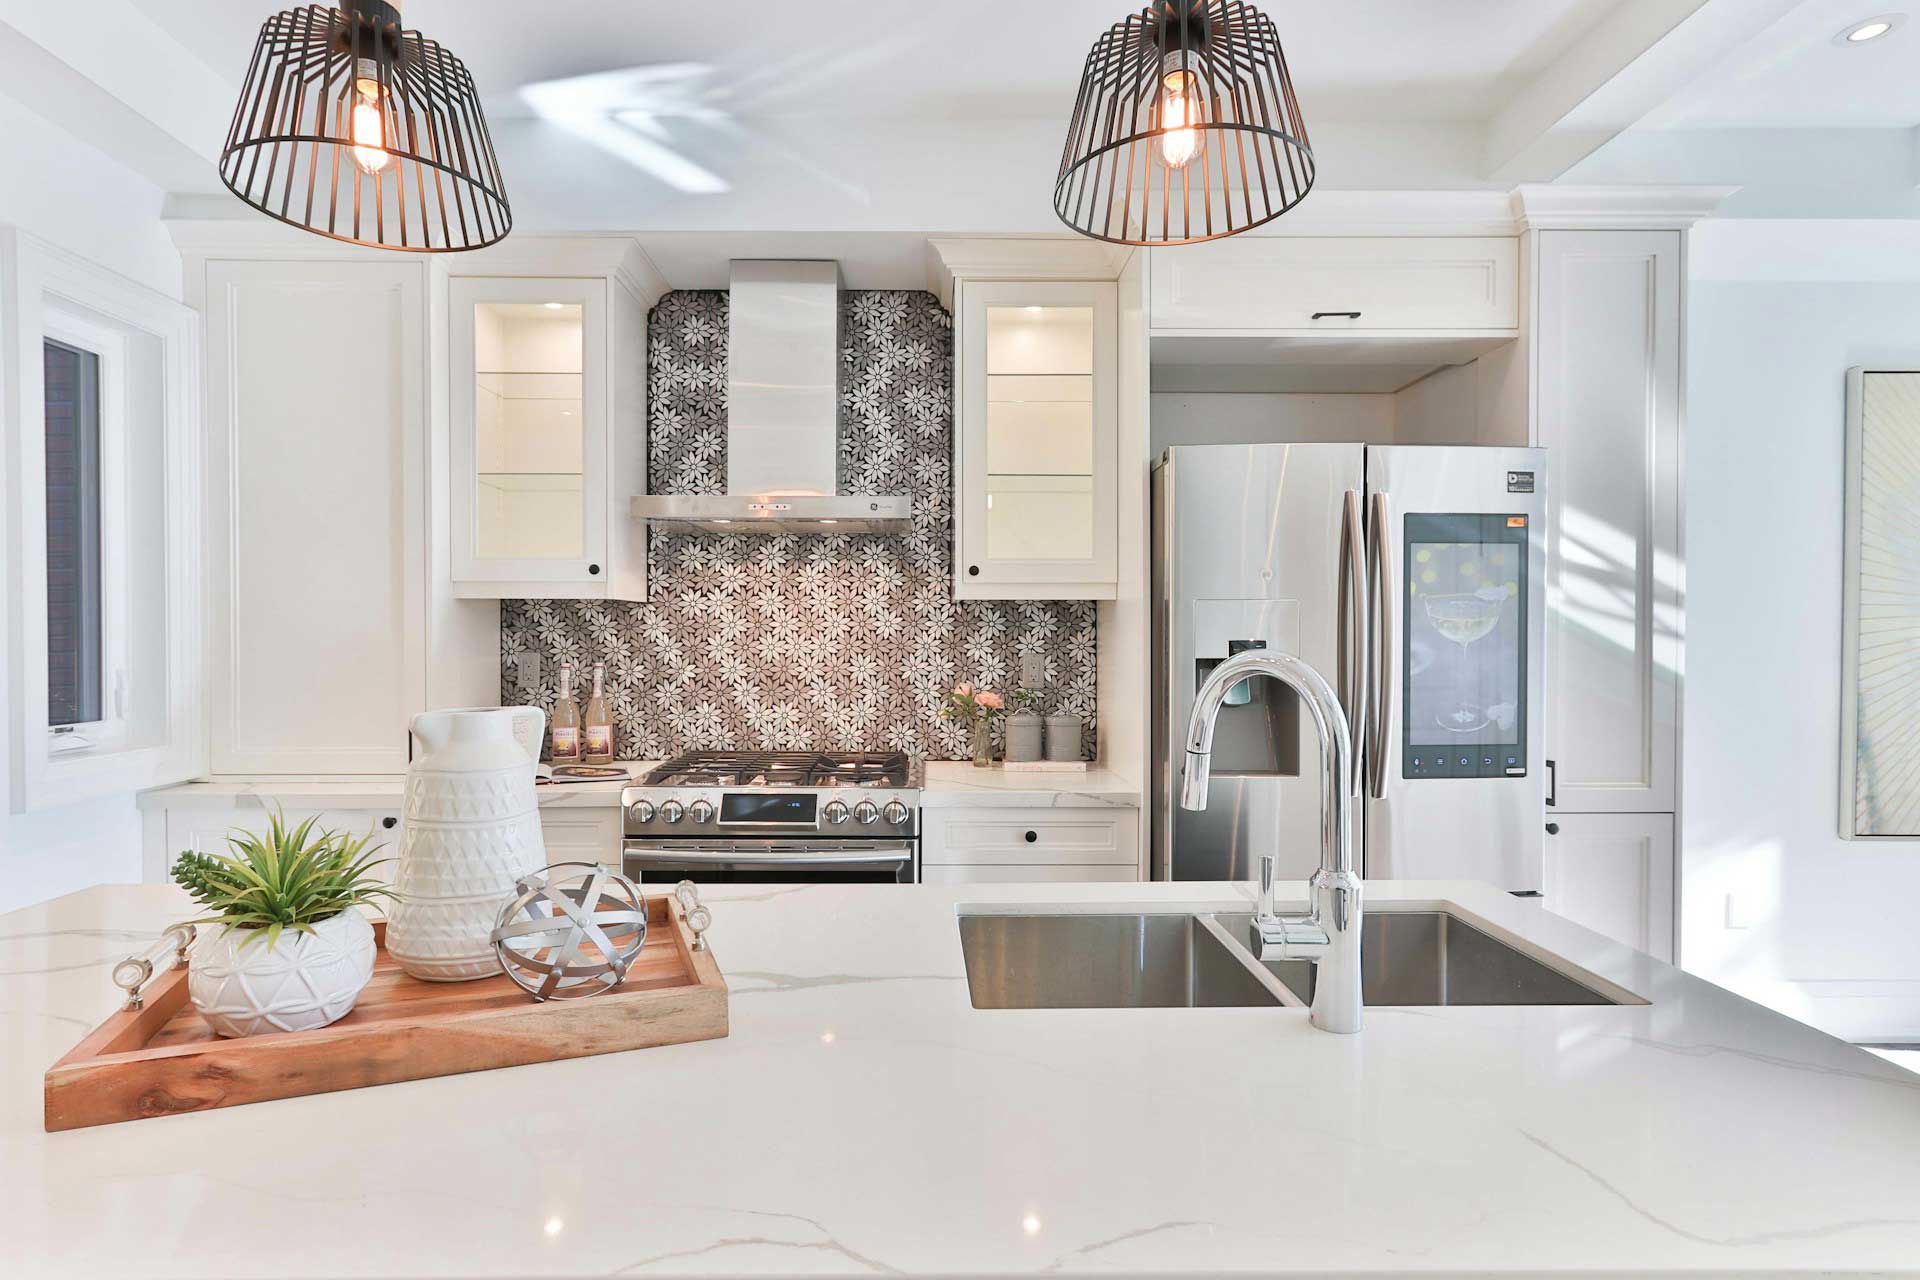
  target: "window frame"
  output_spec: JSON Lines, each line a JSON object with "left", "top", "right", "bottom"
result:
{"left": 2, "top": 229, "right": 203, "bottom": 814}
{"left": 40, "top": 312, "right": 130, "bottom": 756}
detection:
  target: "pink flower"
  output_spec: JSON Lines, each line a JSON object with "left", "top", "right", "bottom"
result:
{"left": 977, "top": 691, "right": 1004, "bottom": 711}
{"left": 954, "top": 682, "right": 974, "bottom": 698}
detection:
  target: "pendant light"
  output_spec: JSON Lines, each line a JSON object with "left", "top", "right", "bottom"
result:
{"left": 1055, "top": 0, "right": 1313, "bottom": 247}
{"left": 220, "top": 1, "right": 511, "bottom": 251}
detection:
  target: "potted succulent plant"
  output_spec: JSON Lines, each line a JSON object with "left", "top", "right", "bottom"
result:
{"left": 170, "top": 810, "right": 392, "bottom": 1038}
{"left": 941, "top": 681, "right": 1005, "bottom": 767}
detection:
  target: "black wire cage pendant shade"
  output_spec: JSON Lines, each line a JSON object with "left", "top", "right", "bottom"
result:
{"left": 1055, "top": 0, "right": 1313, "bottom": 247}
{"left": 220, "top": 0, "right": 510, "bottom": 252}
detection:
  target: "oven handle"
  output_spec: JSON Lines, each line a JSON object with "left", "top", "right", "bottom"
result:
{"left": 622, "top": 844, "right": 915, "bottom": 868}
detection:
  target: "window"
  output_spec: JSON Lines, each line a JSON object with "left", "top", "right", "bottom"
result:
{"left": 2, "top": 228, "right": 201, "bottom": 813}
{"left": 43, "top": 338, "right": 103, "bottom": 730}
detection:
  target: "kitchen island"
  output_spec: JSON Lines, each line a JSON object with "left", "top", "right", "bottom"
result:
{"left": 6, "top": 878, "right": 1919, "bottom": 1277}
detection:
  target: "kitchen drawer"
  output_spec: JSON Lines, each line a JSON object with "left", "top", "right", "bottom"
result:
{"left": 1149, "top": 236, "right": 1519, "bottom": 333}
{"left": 162, "top": 805, "right": 404, "bottom": 887}
{"left": 922, "top": 864, "right": 1140, "bottom": 885}
{"left": 539, "top": 809, "right": 621, "bottom": 869}
{"left": 921, "top": 807, "right": 1138, "bottom": 867}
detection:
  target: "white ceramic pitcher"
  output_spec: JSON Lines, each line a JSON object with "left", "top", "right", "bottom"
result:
{"left": 386, "top": 706, "right": 548, "bottom": 981}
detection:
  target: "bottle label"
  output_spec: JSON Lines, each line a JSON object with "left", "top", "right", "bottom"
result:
{"left": 585, "top": 726, "right": 613, "bottom": 757}
{"left": 551, "top": 727, "right": 581, "bottom": 761}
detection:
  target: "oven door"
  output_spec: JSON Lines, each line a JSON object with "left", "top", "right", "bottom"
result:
{"left": 622, "top": 839, "right": 917, "bottom": 885}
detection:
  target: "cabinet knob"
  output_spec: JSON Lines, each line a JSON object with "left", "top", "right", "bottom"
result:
{"left": 1544, "top": 822, "right": 1560, "bottom": 836}
{"left": 382, "top": 817, "right": 398, "bottom": 830}
{"left": 1024, "top": 830, "right": 1038, "bottom": 844}
{"left": 968, "top": 565, "right": 980, "bottom": 577}
{"left": 588, "top": 563, "right": 601, "bottom": 576}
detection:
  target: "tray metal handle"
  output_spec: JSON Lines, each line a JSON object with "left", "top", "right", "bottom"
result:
{"left": 111, "top": 924, "right": 195, "bottom": 1011}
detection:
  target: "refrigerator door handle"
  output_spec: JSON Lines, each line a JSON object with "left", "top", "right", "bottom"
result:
{"left": 1368, "top": 490, "right": 1394, "bottom": 799}
{"left": 1336, "top": 489, "right": 1367, "bottom": 795}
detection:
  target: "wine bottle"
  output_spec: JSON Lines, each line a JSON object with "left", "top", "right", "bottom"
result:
{"left": 550, "top": 662, "right": 582, "bottom": 764}
{"left": 583, "top": 662, "right": 614, "bottom": 765}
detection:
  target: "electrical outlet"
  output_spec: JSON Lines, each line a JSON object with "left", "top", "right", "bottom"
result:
{"left": 513, "top": 651, "right": 543, "bottom": 692}
{"left": 1723, "top": 893, "right": 1753, "bottom": 930}
{"left": 1018, "top": 652, "right": 1047, "bottom": 688}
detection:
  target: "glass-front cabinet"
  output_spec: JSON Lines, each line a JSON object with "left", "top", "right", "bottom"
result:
{"left": 956, "top": 280, "right": 1118, "bottom": 600}
{"left": 449, "top": 275, "right": 645, "bottom": 599}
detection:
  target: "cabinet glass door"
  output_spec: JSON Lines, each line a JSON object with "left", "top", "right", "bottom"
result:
{"left": 959, "top": 281, "right": 1116, "bottom": 597}
{"left": 475, "top": 301, "right": 585, "bottom": 559}
{"left": 451, "top": 278, "right": 606, "bottom": 584}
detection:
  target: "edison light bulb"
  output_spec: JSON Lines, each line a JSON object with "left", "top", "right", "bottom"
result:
{"left": 1159, "top": 69, "right": 1201, "bottom": 169}
{"left": 350, "top": 77, "right": 392, "bottom": 174}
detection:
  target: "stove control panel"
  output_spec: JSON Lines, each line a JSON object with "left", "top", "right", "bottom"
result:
{"left": 620, "top": 786, "right": 919, "bottom": 838}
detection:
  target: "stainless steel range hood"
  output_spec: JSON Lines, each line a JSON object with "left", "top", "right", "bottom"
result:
{"left": 631, "top": 260, "right": 912, "bottom": 534}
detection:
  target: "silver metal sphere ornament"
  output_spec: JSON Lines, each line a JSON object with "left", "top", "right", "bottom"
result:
{"left": 490, "top": 863, "right": 648, "bottom": 1000}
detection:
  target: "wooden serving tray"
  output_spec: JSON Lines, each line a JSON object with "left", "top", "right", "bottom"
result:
{"left": 45, "top": 894, "right": 726, "bottom": 1131}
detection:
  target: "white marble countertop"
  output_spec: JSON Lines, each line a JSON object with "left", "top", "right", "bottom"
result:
{"left": 140, "top": 762, "right": 1141, "bottom": 813}
{"left": 8, "top": 878, "right": 1919, "bottom": 1277}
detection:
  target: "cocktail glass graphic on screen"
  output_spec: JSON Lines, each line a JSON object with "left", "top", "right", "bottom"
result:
{"left": 1423, "top": 586, "right": 1511, "bottom": 733}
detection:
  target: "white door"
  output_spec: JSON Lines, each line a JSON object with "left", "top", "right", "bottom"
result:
{"left": 449, "top": 277, "right": 609, "bottom": 585}
{"left": 957, "top": 280, "right": 1118, "bottom": 599}
{"left": 1543, "top": 812, "right": 1675, "bottom": 962}
{"left": 206, "top": 260, "right": 426, "bottom": 775}
{"left": 1535, "top": 230, "right": 1682, "bottom": 812}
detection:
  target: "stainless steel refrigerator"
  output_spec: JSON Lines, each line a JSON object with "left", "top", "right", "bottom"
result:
{"left": 1152, "top": 444, "right": 1548, "bottom": 891}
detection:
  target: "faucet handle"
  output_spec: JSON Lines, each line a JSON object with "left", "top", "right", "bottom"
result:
{"left": 1258, "top": 854, "right": 1277, "bottom": 920}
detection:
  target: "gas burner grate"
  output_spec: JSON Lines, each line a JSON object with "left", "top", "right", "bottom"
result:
{"left": 642, "top": 751, "right": 911, "bottom": 789}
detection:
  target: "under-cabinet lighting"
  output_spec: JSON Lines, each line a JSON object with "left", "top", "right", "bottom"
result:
{"left": 543, "top": 302, "right": 566, "bottom": 310}
{"left": 1021, "top": 1214, "right": 1042, "bottom": 1236}
{"left": 1838, "top": 14, "right": 1903, "bottom": 42}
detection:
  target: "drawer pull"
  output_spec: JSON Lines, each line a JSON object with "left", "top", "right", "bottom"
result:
{"left": 1311, "top": 310, "right": 1363, "bottom": 320}
{"left": 382, "top": 817, "right": 398, "bottom": 830}
{"left": 1024, "top": 830, "right": 1037, "bottom": 844}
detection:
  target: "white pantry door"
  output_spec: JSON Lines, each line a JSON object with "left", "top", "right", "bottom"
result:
{"left": 206, "top": 260, "right": 426, "bottom": 774}
{"left": 1535, "top": 230, "right": 1682, "bottom": 813}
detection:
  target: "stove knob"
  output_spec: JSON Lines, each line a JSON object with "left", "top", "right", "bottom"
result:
{"left": 883, "top": 800, "right": 910, "bottom": 826}
{"left": 628, "top": 799, "right": 656, "bottom": 824}
{"left": 823, "top": 800, "right": 850, "bottom": 825}
{"left": 661, "top": 800, "right": 685, "bottom": 825}
{"left": 689, "top": 799, "right": 714, "bottom": 825}
{"left": 854, "top": 800, "right": 880, "bottom": 826}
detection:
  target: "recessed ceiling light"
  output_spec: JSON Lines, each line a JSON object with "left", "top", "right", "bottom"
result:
{"left": 1837, "top": 14, "right": 1904, "bottom": 43}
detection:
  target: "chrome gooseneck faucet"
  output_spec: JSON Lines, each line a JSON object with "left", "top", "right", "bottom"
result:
{"left": 1180, "top": 651, "right": 1363, "bottom": 1034}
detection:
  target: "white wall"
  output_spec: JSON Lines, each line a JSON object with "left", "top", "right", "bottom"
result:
{"left": 0, "top": 82, "right": 181, "bottom": 910}
{"left": 1150, "top": 393, "right": 1396, "bottom": 455}
{"left": 1684, "top": 221, "right": 1920, "bottom": 1041}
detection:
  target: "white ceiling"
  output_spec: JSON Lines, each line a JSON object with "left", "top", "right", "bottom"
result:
{"left": 1636, "top": 0, "right": 1920, "bottom": 127}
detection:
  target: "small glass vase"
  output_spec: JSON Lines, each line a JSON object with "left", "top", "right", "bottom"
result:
{"left": 970, "top": 717, "right": 993, "bottom": 768}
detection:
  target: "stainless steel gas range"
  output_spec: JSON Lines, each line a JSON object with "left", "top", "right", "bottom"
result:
{"left": 621, "top": 751, "right": 922, "bottom": 885}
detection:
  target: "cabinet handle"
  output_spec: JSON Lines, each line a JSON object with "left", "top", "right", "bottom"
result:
{"left": 1312, "top": 311, "right": 1363, "bottom": 320}
{"left": 1545, "top": 759, "right": 1557, "bottom": 807}
{"left": 1544, "top": 822, "right": 1560, "bottom": 836}
{"left": 588, "top": 563, "right": 601, "bottom": 576}
{"left": 1024, "top": 830, "right": 1038, "bottom": 844}
{"left": 382, "top": 817, "right": 398, "bottom": 830}
{"left": 968, "top": 565, "right": 980, "bottom": 577}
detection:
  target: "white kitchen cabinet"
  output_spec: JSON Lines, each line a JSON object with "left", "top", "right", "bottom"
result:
{"left": 205, "top": 260, "right": 430, "bottom": 776}
{"left": 1148, "top": 237, "right": 1520, "bottom": 334}
{"left": 922, "top": 806, "right": 1139, "bottom": 882}
{"left": 1534, "top": 230, "right": 1682, "bottom": 813}
{"left": 448, "top": 274, "right": 647, "bottom": 600}
{"left": 955, "top": 281, "right": 1118, "bottom": 600}
{"left": 159, "top": 804, "right": 404, "bottom": 887}
{"left": 538, "top": 808, "right": 620, "bottom": 870}
{"left": 1543, "top": 812, "right": 1674, "bottom": 962}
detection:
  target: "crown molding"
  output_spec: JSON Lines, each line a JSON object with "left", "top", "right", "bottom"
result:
{"left": 1511, "top": 185, "right": 1741, "bottom": 232}
{"left": 926, "top": 237, "right": 1136, "bottom": 309}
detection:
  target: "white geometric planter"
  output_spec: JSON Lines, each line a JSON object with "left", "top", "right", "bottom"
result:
{"left": 187, "top": 909, "right": 376, "bottom": 1038}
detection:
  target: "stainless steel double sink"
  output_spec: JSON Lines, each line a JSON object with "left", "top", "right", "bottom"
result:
{"left": 958, "top": 909, "right": 1627, "bottom": 1009}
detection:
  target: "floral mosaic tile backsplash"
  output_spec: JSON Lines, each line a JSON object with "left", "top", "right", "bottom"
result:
{"left": 500, "top": 290, "right": 1098, "bottom": 761}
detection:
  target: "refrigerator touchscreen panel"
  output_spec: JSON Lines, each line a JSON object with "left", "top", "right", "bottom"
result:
{"left": 1402, "top": 513, "right": 1529, "bottom": 779}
